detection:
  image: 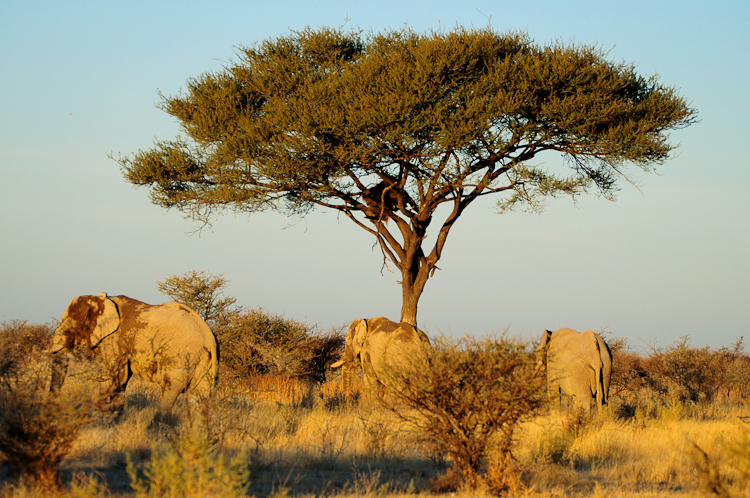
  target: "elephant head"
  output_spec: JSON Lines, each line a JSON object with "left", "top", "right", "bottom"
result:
{"left": 48, "top": 293, "right": 121, "bottom": 393}
{"left": 49, "top": 293, "right": 121, "bottom": 354}
{"left": 331, "top": 317, "right": 430, "bottom": 396}
{"left": 331, "top": 318, "right": 368, "bottom": 393}
{"left": 536, "top": 329, "right": 552, "bottom": 371}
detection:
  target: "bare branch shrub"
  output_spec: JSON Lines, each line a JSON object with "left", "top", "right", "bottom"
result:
{"left": 608, "top": 336, "right": 750, "bottom": 421}
{"left": 608, "top": 337, "right": 648, "bottom": 400}
{"left": 637, "top": 337, "right": 750, "bottom": 405}
{"left": 216, "top": 309, "right": 343, "bottom": 384}
{"left": 0, "top": 320, "right": 90, "bottom": 488}
{"left": 379, "top": 334, "right": 546, "bottom": 491}
{"left": 157, "top": 270, "right": 239, "bottom": 326}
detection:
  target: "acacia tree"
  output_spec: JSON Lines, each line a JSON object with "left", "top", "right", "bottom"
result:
{"left": 120, "top": 27, "right": 695, "bottom": 325}
{"left": 156, "top": 270, "right": 238, "bottom": 326}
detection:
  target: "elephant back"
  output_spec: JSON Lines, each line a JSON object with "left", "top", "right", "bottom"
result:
{"left": 367, "top": 317, "right": 429, "bottom": 372}
{"left": 112, "top": 297, "right": 219, "bottom": 392}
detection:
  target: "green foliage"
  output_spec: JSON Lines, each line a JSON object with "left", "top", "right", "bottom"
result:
{"left": 120, "top": 26, "right": 696, "bottom": 325}
{"left": 127, "top": 433, "right": 250, "bottom": 498}
{"left": 380, "top": 334, "right": 546, "bottom": 490}
{"left": 0, "top": 321, "right": 89, "bottom": 489}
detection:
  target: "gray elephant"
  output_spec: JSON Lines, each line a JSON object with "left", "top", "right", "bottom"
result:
{"left": 536, "top": 328, "right": 612, "bottom": 414}
{"left": 48, "top": 293, "right": 219, "bottom": 418}
{"left": 331, "top": 317, "right": 430, "bottom": 396}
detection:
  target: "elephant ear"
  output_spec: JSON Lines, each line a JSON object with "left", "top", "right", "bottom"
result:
{"left": 351, "top": 318, "right": 369, "bottom": 351}
{"left": 331, "top": 318, "right": 367, "bottom": 368}
{"left": 536, "top": 329, "right": 553, "bottom": 371}
{"left": 538, "top": 330, "right": 552, "bottom": 351}
{"left": 89, "top": 293, "right": 120, "bottom": 348}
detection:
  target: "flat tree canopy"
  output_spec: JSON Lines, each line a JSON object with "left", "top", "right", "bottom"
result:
{"left": 120, "top": 27, "right": 695, "bottom": 325}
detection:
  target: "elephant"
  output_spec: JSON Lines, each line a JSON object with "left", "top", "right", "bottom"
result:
{"left": 48, "top": 293, "right": 219, "bottom": 419}
{"left": 536, "top": 328, "right": 612, "bottom": 414}
{"left": 331, "top": 317, "right": 430, "bottom": 396}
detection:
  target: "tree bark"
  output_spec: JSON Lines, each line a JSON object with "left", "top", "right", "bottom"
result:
{"left": 399, "top": 265, "right": 429, "bottom": 326}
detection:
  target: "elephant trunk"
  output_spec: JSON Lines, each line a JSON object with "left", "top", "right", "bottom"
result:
{"left": 46, "top": 319, "right": 73, "bottom": 354}
{"left": 49, "top": 355, "right": 69, "bottom": 393}
{"left": 342, "top": 363, "right": 354, "bottom": 394}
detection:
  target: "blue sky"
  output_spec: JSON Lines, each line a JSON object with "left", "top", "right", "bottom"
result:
{"left": 1, "top": 1, "right": 748, "bottom": 349}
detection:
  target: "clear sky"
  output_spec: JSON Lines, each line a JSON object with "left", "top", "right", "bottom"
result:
{"left": 1, "top": 1, "right": 748, "bottom": 349}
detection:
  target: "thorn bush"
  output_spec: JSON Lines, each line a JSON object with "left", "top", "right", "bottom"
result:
{"left": 0, "top": 320, "right": 90, "bottom": 489}
{"left": 379, "top": 334, "right": 546, "bottom": 491}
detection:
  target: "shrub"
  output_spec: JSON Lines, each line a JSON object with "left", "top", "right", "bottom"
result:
{"left": 722, "top": 338, "right": 750, "bottom": 402}
{"left": 380, "top": 334, "right": 546, "bottom": 491}
{"left": 640, "top": 337, "right": 742, "bottom": 404}
{"left": 216, "top": 309, "right": 344, "bottom": 384}
{"left": 608, "top": 337, "right": 648, "bottom": 400}
{"left": 128, "top": 432, "right": 250, "bottom": 498}
{"left": 608, "top": 337, "right": 750, "bottom": 420}
{"left": 0, "top": 320, "right": 90, "bottom": 488}
{"left": 156, "top": 271, "right": 346, "bottom": 385}
{"left": 157, "top": 270, "right": 239, "bottom": 327}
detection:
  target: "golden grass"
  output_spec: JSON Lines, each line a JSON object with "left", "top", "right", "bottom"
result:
{"left": 514, "top": 402, "right": 750, "bottom": 497}
{"left": 1, "top": 373, "right": 748, "bottom": 497}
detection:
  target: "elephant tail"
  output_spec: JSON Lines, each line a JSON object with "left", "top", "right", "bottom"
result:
{"left": 601, "top": 345, "right": 612, "bottom": 407}
{"left": 595, "top": 361, "right": 604, "bottom": 410}
{"left": 206, "top": 344, "right": 219, "bottom": 388}
{"left": 189, "top": 344, "right": 219, "bottom": 393}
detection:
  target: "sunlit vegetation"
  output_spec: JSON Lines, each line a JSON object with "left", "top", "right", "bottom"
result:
{"left": 1, "top": 283, "right": 748, "bottom": 496}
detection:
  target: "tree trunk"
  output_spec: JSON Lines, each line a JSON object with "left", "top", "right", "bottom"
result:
{"left": 400, "top": 286, "right": 419, "bottom": 326}
{"left": 399, "top": 266, "right": 429, "bottom": 326}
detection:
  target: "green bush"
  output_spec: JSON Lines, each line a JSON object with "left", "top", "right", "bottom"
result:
{"left": 128, "top": 432, "right": 250, "bottom": 498}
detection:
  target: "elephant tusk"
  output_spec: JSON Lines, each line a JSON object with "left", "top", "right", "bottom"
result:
{"left": 331, "top": 359, "right": 346, "bottom": 368}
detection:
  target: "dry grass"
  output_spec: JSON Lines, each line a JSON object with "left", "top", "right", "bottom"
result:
{"left": 0, "top": 366, "right": 748, "bottom": 497}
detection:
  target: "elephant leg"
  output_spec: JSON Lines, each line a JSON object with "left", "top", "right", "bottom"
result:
{"left": 159, "top": 389, "right": 181, "bottom": 414}
{"left": 150, "top": 384, "right": 184, "bottom": 425}
{"left": 153, "top": 368, "right": 192, "bottom": 421}
{"left": 98, "top": 360, "right": 132, "bottom": 416}
{"left": 361, "top": 352, "right": 381, "bottom": 394}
